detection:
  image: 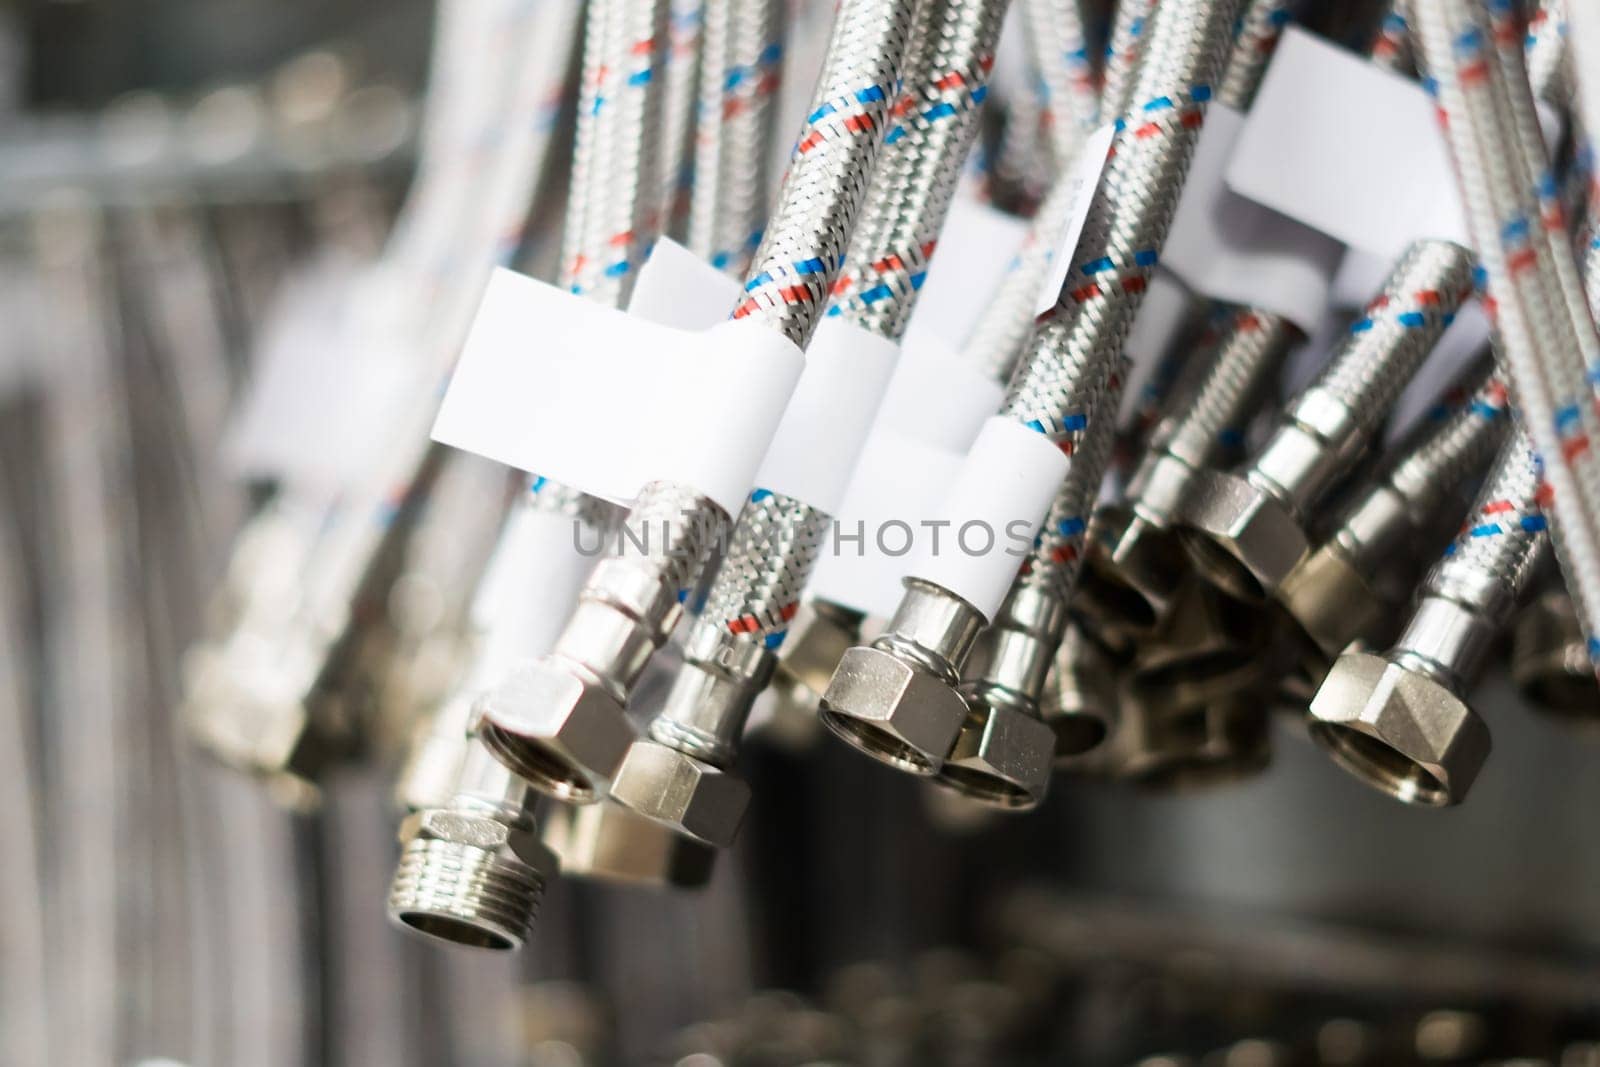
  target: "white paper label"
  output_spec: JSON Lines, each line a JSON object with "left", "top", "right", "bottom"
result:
{"left": 874, "top": 333, "right": 1006, "bottom": 450}
{"left": 809, "top": 429, "right": 966, "bottom": 618}
{"left": 627, "top": 237, "right": 744, "bottom": 329}
{"left": 903, "top": 195, "right": 1030, "bottom": 350}
{"left": 432, "top": 267, "right": 804, "bottom": 516}
{"left": 1034, "top": 122, "right": 1118, "bottom": 316}
{"left": 1226, "top": 27, "right": 1469, "bottom": 260}
{"left": 753, "top": 316, "right": 901, "bottom": 514}
{"left": 1162, "top": 102, "right": 1341, "bottom": 334}
{"left": 908, "top": 416, "right": 1070, "bottom": 620}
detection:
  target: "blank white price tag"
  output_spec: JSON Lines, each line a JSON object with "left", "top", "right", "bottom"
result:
{"left": 1034, "top": 122, "right": 1117, "bottom": 316}
{"left": 1226, "top": 27, "right": 1469, "bottom": 260}
{"left": 432, "top": 267, "right": 803, "bottom": 516}
{"left": 1162, "top": 102, "right": 1341, "bottom": 334}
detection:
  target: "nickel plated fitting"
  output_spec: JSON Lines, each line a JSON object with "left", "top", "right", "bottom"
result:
{"left": 1310, "top": 431, "right": 1549, "bottom": 807}
{"left": 473, "top": 481, "right": 714, "bottom": 803}
{"left": 541, "top": 799, "right": 716, "bottom": 889}
{"left": 1512, "top": 585, "right": 1600, "bottom": 718}
{"left": 1175, "top": 239, "right": 1478, "bottom": 604}
{"left": 937, "top": 365, "right": 1126, "bottom": 810}
{"left": 1113, "top": 692, "right": 1272, "bottom": 789}
{"left": 771, "top": 599, "right": 866, "bottom": 709}
{"left": 1279, "top": 355, "right": 1508, "bottom": 671}
{"left": 388, "top": 735, "right": 554, "bottom": 951}
{"left": 1079, "top": 306, "right": 1292, "bottom": 643}
{"left": 1125, "top": 576, "right": 1265, "bottom": 708}
{"left": 821, "top": 0, "right": 1243, "bottom": 776}
{"left": 1039, "top": 625, "right": 1119, "bottom": 762}
{"left": 480, "top": 0, "right": 923, "bottom": 800}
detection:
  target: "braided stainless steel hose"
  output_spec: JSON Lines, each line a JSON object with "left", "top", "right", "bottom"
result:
{"left": 1310, "top": 429, "right": 1549, "bottom": 807}
{"left": 820, "top": 0, "right": 1242, "bottom": 777}
{"left": 389, "top": 0, "right": 670, "bottom": 948}
{"left": 1019, "top": 0, "right": 1100, "bottom": 171}
{"left": 1075, "top": 0, "right": 1307, "bottom": 646}
{"left": 477, "top": 0, "right": 920, "bottom": 802}
{"left": 957, "top": 0, "right": 1152, "bottom": 386}
{"left": 686, "top": 0, "right": 784, "bottom": 277}
{"left": 609, "top": 0, "right": 1006, "bottom": 847}
{"left": 1174, "top": 239, "right": 1477, "bottom": 604}
{"left": 1411, "top": 0, "right": 1600, "bottom": 683}
{"left": 938, "top": 362, "right": 1126, "bottom": 808}
{"left": 659, "top": 0, "right": 705, "bottom": 239}
{"left": 1279, "top": 354, "right": 1509, "bottom": 667}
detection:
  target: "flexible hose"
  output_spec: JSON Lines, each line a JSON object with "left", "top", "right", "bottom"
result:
{"left": 686, "top": 0, "right": 785, "bottom": 278}
{"left": 1410, "top": 0, "right": 1600, "bottom": 676}
{"left": 958, "top": 0, "right": 1157, "bottom": 388}
{"left": 1019, "top": 0, "right": 1100, "bottom": 171}
{"left": 698, "top": 0, "right": 1007, "bottom": 653}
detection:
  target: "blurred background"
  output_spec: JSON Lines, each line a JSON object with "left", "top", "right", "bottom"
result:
{"left": 4, "top": 1, "right": 1600, "bottom": 1065}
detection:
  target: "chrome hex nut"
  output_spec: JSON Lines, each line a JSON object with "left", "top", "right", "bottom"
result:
{"left": 934, "top": 699, "right": 1056, "bottom": 811}
{"left": 1174, "top": 469, "right": 1308, "bottom": 603}
{"left": 1309, "top": 652, "right": 1491, "bottom": 807}
{"left": 1278, "top": 542, "right": 1393, "bottom": 660}
{"left": 541, "top": 799, "right": 716, "bottom": 889}
{"left": 775, "top": 599, "right": 863, "bottom": 703}
{"left": 472, "top": 656, "right": 636, "bottom": 804}
{"left": 819, "top": 646, "right": 972, "bottom": 776}
{"left": 388, "top": 807, "right": 553, "bottom": 951}
{"left": 608, "top": 740, "right": 752, "bottom": 848}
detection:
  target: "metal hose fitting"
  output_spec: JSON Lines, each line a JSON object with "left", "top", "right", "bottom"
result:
{"left": 1309, "top": 430, "right": 1549, "bottom": 807}
{"left": 541, "top": 798, "right": 717, "bottom": 889}
{"left": 1114, "top": 692, "right": 1272, "bottom": 789}
{"left": 1079, "top": 306, "right": 1293, "bottom": 642}
{"left": 388, "top": 737, "right": 554, "bottom": 951}
{"left": 937, "top": 363, "right": 1127, "bottom": 810}
{"left": 1411, "top": 0, "right": 1600, "bottom": 683}
{"left": 1512, "top": 584, "right": 1600, "bottom": 717}
{"left": 1039, "top": 624, "right": 1119, "bottom": 761}
{"left": 617, "top": 0, "right": 1002, "bottom": 826}
{"left": 821, "top": 0, "right": 1243, "bottom": 775}
{"left": 1279, "top": 354, "right": 1509, "bottom": 670}
{"left": 1175, "top": 239, "right": 1477, "bottom": 604}
{"left": 468, "top": 0, "right": 675, "bottom": 803}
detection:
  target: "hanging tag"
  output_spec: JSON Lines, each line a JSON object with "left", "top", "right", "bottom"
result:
{"left": 902, "top": 195, "right": 1029, "bottom": 350}
{"left": 1161, "top": 102, "right": 1341, "bottom": 334}
{"left": 431, "top": 266, "right": 804, "bottom": 516}
{"left": 1033, "top": 122, "right": 1118, "bottom": 316}
{"left": 808, "top": 429, "right": 967, "bottom": 617}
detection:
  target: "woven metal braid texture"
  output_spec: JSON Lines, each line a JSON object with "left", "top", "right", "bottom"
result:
{"left": 827, "top": 0, "right": 1006, "bottom": 340}
{"left": 1019, "top": 0, "right": 1100, "bottom": 169}
{"left": 687, "top": 0, "right": 784, "bottom": 277}
{"left": 1000, "top": 0, "right": 1239, "bottom": 442}
{"left": 1151, "top": 305, "right": 1293, "bottom": 471}
{"left": 697, "top": 0, "right": 1006, "bottom": 648}
{"left": 1413, "top": 0, "right": 1600, "bottom": 669}
{"left": 957, "top": 0, "right": 1156, "bottom": 388}
{"left": 1385, "top": 355, "right": 1509, "bottom": 516}
{"left": 659, "top": 0, "right": 705, "bottom": 240}
{"left": 1422, "top": 430, "right": 1550, "bottom": 618}
{"left": 1218, "top": 0, "right": 1299, "bottom": 111}
{"left": 1101, "top": 0, "right": 1157, "bottom": 120}
{"left": 730, "top": 0, "right": 919, "bottom": 348}
{"left": 614, "top": 480, "right": 726, "bottom": 599}
{"left": 560, "top": 0, "right": 670, "bottom": 306}
{"left": 1525, "top": 0, "right": 1572, "bottom": 111}
{"left": 1310, "top": 239, "right": 1476, "bottom": 434}
{"left": 697, "top": 492, "right": 832, "bottom": 647}
{"left": 1018, "top": 360, "right": 1128, "bottom": 598}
